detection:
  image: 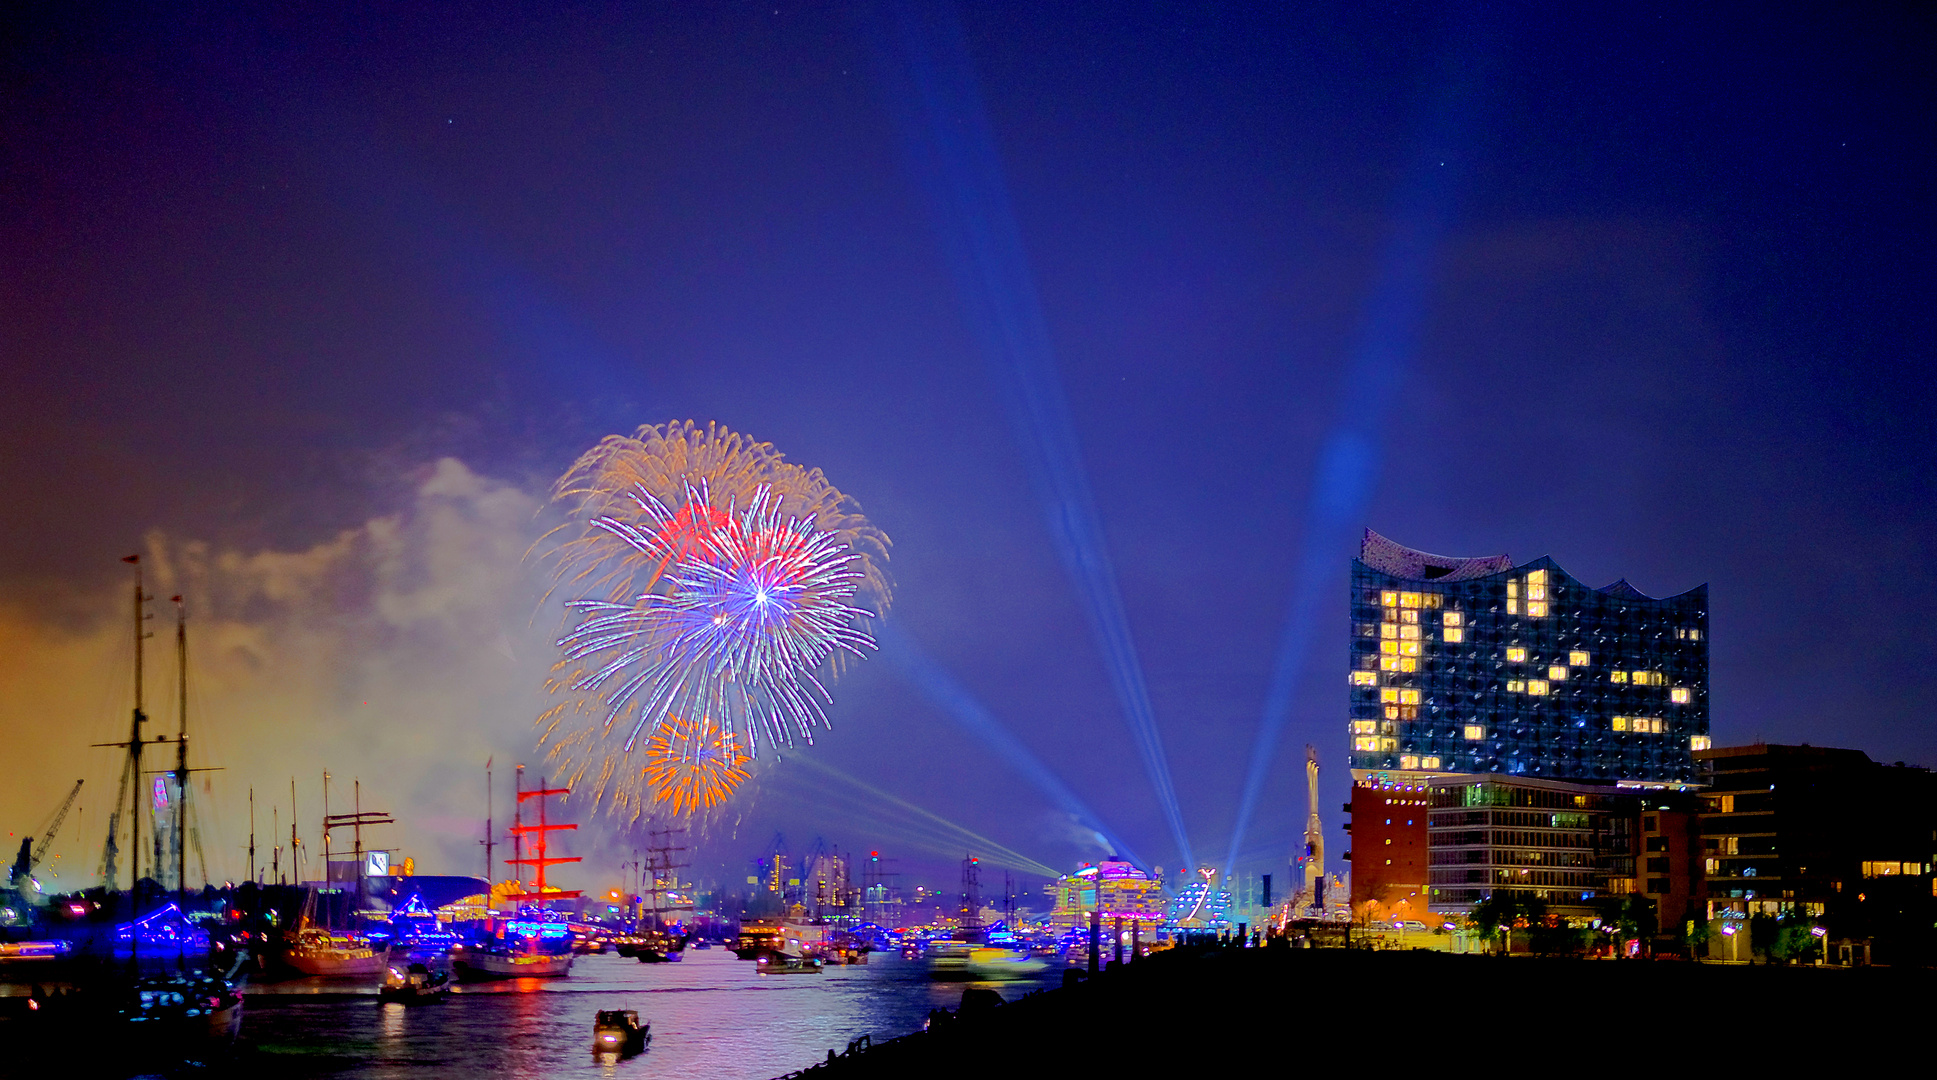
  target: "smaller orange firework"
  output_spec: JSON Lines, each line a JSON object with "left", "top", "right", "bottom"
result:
{"left": 642, "top": 714, "right": 752, "bottom": 817}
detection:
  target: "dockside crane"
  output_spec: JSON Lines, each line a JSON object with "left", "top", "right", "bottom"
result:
{"left": 9, "top": 779, "right": 84, "bottom": 890}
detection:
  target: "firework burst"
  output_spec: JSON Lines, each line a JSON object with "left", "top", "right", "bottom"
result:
{"left": 538, "top": 422, "right": 888, "bottom": 821}
{"left": 642, "top": 714, "right": 752, "bottom": 818}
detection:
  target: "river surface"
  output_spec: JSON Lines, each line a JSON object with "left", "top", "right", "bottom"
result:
{"left": 237, "top": 949, "right": 1061, "bottom": 1079}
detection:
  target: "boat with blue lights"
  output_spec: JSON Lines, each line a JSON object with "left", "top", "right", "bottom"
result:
{"left": 451, "top": 909, "right": 575, "bottom": 980}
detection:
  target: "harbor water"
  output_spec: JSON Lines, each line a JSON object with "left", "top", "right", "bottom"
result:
{"left": 234, "top": 948, "right": 1061, "bottom": 1078}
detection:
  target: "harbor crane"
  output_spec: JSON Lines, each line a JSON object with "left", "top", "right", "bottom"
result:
{"left": 9, "top": 779, "right": 84, "bottom": 890}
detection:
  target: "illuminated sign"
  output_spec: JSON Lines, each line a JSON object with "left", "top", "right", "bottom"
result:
{"left": 365, "top": 850, "right": 390, "bottom": 877}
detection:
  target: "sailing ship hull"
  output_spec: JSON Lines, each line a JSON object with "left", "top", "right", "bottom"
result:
{"left": 285, "top": 945, "right": 388, "bottom": 977}
{"left": 451, "top": 950, "right": 573, "bottom": 980}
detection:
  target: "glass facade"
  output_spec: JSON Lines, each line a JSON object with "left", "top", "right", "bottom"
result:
{"left": 1348, "top": 531, "right": 1708, "bottom": 785}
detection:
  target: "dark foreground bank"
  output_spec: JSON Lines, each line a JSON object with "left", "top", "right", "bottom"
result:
{"left": 791, "top": 943, "right": 1933, "bottom": 1076}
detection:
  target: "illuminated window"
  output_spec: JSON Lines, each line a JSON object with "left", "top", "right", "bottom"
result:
{"left": 1400, "top": 642, "right": 1422, "bottom": 657}
{"left": 1527, "top": 680, "right": 1549, "bottom": 696}
{"left": 1443, "top": 628, "right": 1465, "bottom": 643}
{"left": 1400, "top": 609, "right": 1419, "bottom": 625}
{"left": 1528, "top": 569, "right": 1547, "bottom": 586}
{"left": 1381, "top": 622, "right": 1398, "bottom": 639}
{"left": 1399, "top": 625, "right": 1421, "bottom": 641}
{"left": 1443, "top": 611, "right": 1463, "bottom": 627}
{"left": 1381, "top": 591, "right": 1398, "bottom": 607}
{"left": 1612, "top": 716, "right": 1628, "bottom": 732}
{"left": 1507, "top": 600, "right": 1519, "bottom": 615}
{"left": 1527, "top": 584, "right": 1547, "bottom": 602}
{"left": 1507, "top": 680, "right": 1525, "bottom": 693}
{"left": 1353, "top": 736, "right": 1380, "bottom": 752}
{"left": 1671, "top": 687, "right": 1691, "bottom": 704}
{"left": 1569, "top": 650, "right": 1589, "bottom": 666}
{"left": 1399, "top": 755, "right": 1420, "bottom": 770}
{"left": 1507, "top": 581, "right": 1519, "bottom": 598}
{"left": 1677, "top": 627, "right": 1702, "bottom": 641}
{"left": 1632, "top": 671, "right": 1664, "bottom": 686}
{"left": 1548, "top": 666, "right": 1568, "bottom": 681}
{"left": 1381, "top": 688, "right": 1400, "bottom": 703}
{"left": 1351, "top": 720, "right": 1378, "bottom": 735}
{"left": 1399, "top": 689, "right": 1421, "bottom": 705}
{"left": 1351, "top": 671, "right": 1378, "bottom": 686}
{"left": 1379, "top": 657, "right": 1401, "bottom": 672}
{"left": 1705, "top": 857, "right": 1720, "bottom": 875}
{"left": 1385, "top": 706, "right": 1400, "bottom": 719}
{"left": 1463, "top": 725, "right": 1485, "bottom": 741}
{"left": 1691, "top": 735, "right": 1712, "bottom": 751}
{"left": 1421, "top": 756, "right": 1441, "bottom": 769}
{"left": 1425, "top": 594, "right": 1443, "bottom": 609}
{"left": 1399, "top": 592, "right": 1421, "bottom": 609}
{"left": 1506, "top": 647, "right": 1528, "bottom": 663}
{"left": 1398, "top": 658, "right": 1416, "bottom": 672}
{"left": 1526, "top": 602, "right": 1548, "bottom": 617}
{"left": 1380, "top": 641, "right": 1399, "bottom": 655}
{"left": 1380, "top": 738, "right": 1398, "bottom": 752}
{"left": 1609, "top": 671, "right": 1629, "bottom": 684}
{"left": 1716, "top": 795, "right": 1735, "bottom": 813}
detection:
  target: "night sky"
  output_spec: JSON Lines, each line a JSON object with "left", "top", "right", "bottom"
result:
{"left": 3, "top": 3, "right": 1932, "bottom": 898}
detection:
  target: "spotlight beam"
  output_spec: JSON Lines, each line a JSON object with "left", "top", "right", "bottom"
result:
{"left": 1221, "top": 46, "right": 1493, "bottom": 876}
{"left": 877, "top": 622, "right": 1145, "bottom": 871}
{"left": 871, "top": 2, "right": 1193, "bottom": 869}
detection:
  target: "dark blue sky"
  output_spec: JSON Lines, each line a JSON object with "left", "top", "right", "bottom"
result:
{"left": 3, "top": 2, "right": 1932, "bottom": 891}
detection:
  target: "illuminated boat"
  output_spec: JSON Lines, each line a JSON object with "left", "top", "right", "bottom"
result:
{"left": 754, "top": 952, "right": 824, "bottom": 974}
{"left": 284, "top": 928, "right": 388, "bottom": 977}
{"left": 963, "top": 946, "right": 1050, "bottom": 979}
{"left": 593, "top": 1009, "right": 650, "bottom": 1055}
{"left": 451, "top": 910, "right": 575, "bottom": 981}
{"left": 379, "top": 961, "right": 451, "bottom": 1004}
{"left": 114, "top": 970, "right": 246, "bottom": 1064}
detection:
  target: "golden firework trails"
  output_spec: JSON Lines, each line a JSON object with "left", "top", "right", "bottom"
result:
{"left": 643, "top": 715, "right": 752, "bottom": 817}
{"left": 539, "top": 421, "right": 891, "bottom": 821}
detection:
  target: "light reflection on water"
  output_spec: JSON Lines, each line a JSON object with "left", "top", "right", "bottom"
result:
{"left": 243, "top": 949, "right": 1061, "bottom": 1079}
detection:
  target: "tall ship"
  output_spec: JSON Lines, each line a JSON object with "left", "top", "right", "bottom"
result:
{"left": 634, "top": 828, "right": 692, "bottom": 963}
{"left": 452, "top": 770, "right": 576, "bottom": 981}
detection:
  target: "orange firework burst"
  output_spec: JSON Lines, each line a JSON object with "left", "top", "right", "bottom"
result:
{"left": 642, "top": 714, "right": 752, "bottom": 818}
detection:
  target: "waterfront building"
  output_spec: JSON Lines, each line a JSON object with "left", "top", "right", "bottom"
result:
{"left": 1044, "top": 859, "right": 1165, "bottom": 934}
{"left": 1345, "top": 777, "right": 1430, "bottom": 923}
{"left": 1695, "top": 743, "right": 1937, "bottom": 965}
{"left": 1348, "top": 530, "right": 1709, "bottom": 786}
{"left": 1423, "top": 774, "right": 1625, "bottom": 919}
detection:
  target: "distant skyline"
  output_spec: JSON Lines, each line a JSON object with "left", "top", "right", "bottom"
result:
{"left": 2, "top": 3, "right": 1932, "bottom": 894}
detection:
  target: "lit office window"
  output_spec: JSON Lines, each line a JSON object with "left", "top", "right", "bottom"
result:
{"left": 1507, "top": 680, "right": 1526, "bottom": 693}
{"left": 1464, "top": 725, "right": 1485, "bottom": 741}
{"left": 1399, "top": 755, "right": 1420, "bottom": 770}
{"left": 1609, "top": 671, "right": 1629, "bottom": 684}
{"left": 1443, "top": 628, "right": 1465, "bottom": 643}
{"left": 1381, "top": 622, "right": 1398, "bottom": 639}
{"left": 1671, "top": 687, "right": 1691, "bottom": 703}
{"left": 1353, "top": 736, "right": 1379, "bottom": 752}
{"left": 1351, "top": 671, "right": 1378, "bottom": 686}
{"left": 1351, "top": 721, "right": 1378, "bottom": 735}
{"left": 1690, "top": 735, "right": 1712, "bottom": 751}
{"left": 1569, "top": 650, "right": 1589, "bottom": 666}
{"left": 1612, "top": 716, "right": 1629, "bottom": 732}
{"left": 1381, "top": 591, "right": 1398, "bottom": 607}
{"left": 1527, "top": 680, "right": 1549, "bottom": 696}
{"left": 1400, "top": 625, "right": 1421, "bottom": 640}
{"left": 1443, "top": 611, "right": 1463, "bottom": 627}
{"left": 1399, "top": 689, "right": 1421, "bottom": 705}
{"left": 1399, "top": 592, "right": 1421, "bottom": 608}
{"left": 1400, "top": 642, "right": 1422, "bottom": 657}
{"left": 1548, "top": 666, "right": 1568, "bottom": 680}
{"left": 1398, "top": 658, "right": 1416, "bottom": 672}
{"left": 1527, "top": 602, "right": 1548, "bottom": 617}
{"left": 1421, "top": 756, "right": 1442, "bottom": 769}
{"left": 1507, "top": 647, "right": 1528, "bottom": 663}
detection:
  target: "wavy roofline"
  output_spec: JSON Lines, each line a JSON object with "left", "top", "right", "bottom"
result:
{"left": 1360, "top": 530, "right": 1707, "bottom": 601}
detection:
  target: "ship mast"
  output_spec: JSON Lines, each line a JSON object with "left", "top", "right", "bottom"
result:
{"left": 92, "top": 555, "right": 150, "bottom": 971}
{"left": 505, "top": 773, "right": 580, "bottom": 905}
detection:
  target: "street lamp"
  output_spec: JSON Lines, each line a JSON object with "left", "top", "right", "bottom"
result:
{"left": 1809, "top": 924, "right": 1827, "bottom": 966}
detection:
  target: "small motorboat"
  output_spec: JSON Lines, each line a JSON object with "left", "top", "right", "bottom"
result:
{"left": 379, "top": 962, "right": 451, "bottom": 1005}
{"left": 755, "top": 953, "right": 825, "bottom": 974}
{"left": 593, "top": 1009, "right": 650, "bottom": 1056}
